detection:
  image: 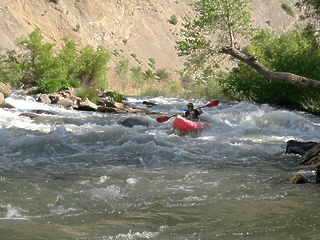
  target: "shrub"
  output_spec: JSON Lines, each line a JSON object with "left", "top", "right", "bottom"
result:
{"left": 281, "top": 3, "right": 295, "bottom": 17}
{"left": 107, "top": 91, "right": 123, "bottom": 103}
{"left": 76, "top": 86, "right": 98, "bottom": 104}
{"left": 168, "top": 14, "right": 178, "bottom": 25}
{"left": 36, "top": 78, "right": 79, "bottom": 94}
{"left": 155, "top": 69, "right": 170, "bottom": 81}
{"left": 116, "top": 58, "right": 130, "bottom": 77}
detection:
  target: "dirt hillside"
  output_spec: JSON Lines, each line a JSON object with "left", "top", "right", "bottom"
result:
{"left": 0, "top": 0, "right": 302, "bottom": 75}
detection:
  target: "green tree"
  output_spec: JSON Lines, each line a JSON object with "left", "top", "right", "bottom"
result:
{"left": 177, "top": 0, "right": 320, "bottom": 94}
{"left": 16, "top": 27, "right": 57, "bottom": 85}
{"left": 222, "top": 27, "right": 320, "bottom": 112}
{"left": 75, "top": 45, "right": 111, "bottom": 89}
{"left": 176, "top": 0, "right": 254, "bottom": 83}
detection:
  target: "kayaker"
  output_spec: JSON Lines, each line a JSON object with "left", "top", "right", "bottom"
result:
{"left": 183, "top": 103, "right": 203, "bottom": 121}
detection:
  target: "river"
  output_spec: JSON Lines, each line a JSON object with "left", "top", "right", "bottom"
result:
{"left": 0, "top": 92, "right": 319, "bottom": 239}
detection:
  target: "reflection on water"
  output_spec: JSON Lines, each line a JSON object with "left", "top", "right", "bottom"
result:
{"left": 0, "top": 94, "right": 319, "bottom": 239}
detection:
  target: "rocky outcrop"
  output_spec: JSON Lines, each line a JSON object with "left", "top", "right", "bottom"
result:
{"left": 0, "top": 82, "right": 14, "bottom": 109}
{"left": 297, "top": 144, "right": 320, "bottom": 167}
{"left": 32, "top": 88, "right": 155, "bottom": 115}
{"left": 287, "top": 140, "right": 320, "bottom": 184}
{"left": 0, "top": 82, "right": 12, "bottom": 98}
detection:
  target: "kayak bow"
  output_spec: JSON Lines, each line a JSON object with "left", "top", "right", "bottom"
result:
{"left": 172, "top": 115, "right": 210, "bottom": 132}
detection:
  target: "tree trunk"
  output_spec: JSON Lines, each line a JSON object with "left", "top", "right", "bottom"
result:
{"left": 221, "top": 47, "right": 320, "bottom": 91}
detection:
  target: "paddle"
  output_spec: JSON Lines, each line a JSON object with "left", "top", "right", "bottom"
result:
{"left": 156, "top": 100, "right": 219, "bottom": 123}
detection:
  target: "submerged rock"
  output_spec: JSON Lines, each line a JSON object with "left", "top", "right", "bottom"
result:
{"left": 118, "top": 117, "right": 149, "bottom": 128}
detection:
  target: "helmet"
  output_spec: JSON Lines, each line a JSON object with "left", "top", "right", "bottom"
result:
{"left": 187, "top": 103, "right": 194, "bottom": 107}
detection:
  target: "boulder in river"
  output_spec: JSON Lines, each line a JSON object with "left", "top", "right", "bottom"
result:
{"left": 286, "top": 140, "right": 318, "bottom": 155}
{"left": 297, "top": 143, "right": 320, "bottom": 166}
{"left": 118, "top": 117, "right": 150, "bottom": 128}
{"left": 290, "top": 175, "right": 309, "bottom": 184}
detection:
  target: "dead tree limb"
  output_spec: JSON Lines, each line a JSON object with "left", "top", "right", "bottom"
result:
{"left": 221, "top": 47, "right": 320, "bottom": 91}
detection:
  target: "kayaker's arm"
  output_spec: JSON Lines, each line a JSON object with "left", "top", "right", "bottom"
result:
{"left": 197, "top": 108, "right": 203, "bottom": 115}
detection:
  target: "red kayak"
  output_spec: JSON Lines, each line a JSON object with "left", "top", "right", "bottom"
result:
{"left": 172, "top": 115, "right": 210, "bottom": 132}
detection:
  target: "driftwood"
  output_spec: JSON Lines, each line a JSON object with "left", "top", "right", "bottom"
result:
{"left": 221, "top": 47, "right": 320, "bottom": 91}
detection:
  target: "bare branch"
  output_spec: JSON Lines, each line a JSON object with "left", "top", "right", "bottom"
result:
{"left": 221, "top": 47, "right": 320, "bottom": 90}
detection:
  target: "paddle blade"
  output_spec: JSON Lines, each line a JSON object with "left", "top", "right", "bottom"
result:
{"left": 205, "top": 100, "right": 219, "bottom": 108}
{"left": 156, "top": 116, "right": 172, "bottom": 123}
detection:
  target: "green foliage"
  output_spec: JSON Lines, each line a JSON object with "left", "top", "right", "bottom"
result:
{"left": 145, "top": 69, "right": 156, "bottom": 80}
{"left": 221, "top": 27, "right": 320, "bottom": 112}
{"left": 107, "top": 91, "right": 123, "bottom": 103}
{"left": 116, "top": 57, "right": 130, "bottom": 77}
{"left": 0, "top": 28, "right": 111, "bottom": 91}
{"left": 192, "top": 71, "right": 225, "bottom": 100}
{"left": 155, "top": 69, "right": 170, "bottom": 81}
{"left": 130, "top": 66, "right": 146, "bottom": 88}
{"left": 168, "top": 14, "right": 178, "bottom": 25}
{"left": 148, "top": 62, "right": 156, "bottom": 70}
{"left": 76, "top": 86, "right": 99, "bottom": 104}
{"left": 36, "top": 78, "right": 79, "bottom": 94}
{"left": 177, "top": 0, "right": 254, "bottom": 55}
{"left": 169, "top": 80, "right": 181, "bottom": 96}
{"left": 148, "top": 58, "right": 156, "bottom": 64}
{"left": 281, "top": 3, "right": 295, "bottom": 17}
{"left": 16, "top": 28, "right": 57, "bottom": 85}
{"left": 176, "top": 0, "right": 254, "bottom": 84}
{"left": 76, "top": 45, "right": 111, "bottom": 89}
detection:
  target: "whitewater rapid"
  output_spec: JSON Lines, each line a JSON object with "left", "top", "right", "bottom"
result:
{"left": 0, "top": 93, "right": 319, "bottom": 239}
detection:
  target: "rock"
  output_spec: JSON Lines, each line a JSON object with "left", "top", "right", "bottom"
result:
{"left": 98, "top": 98, "right": 126, "bottom": 109}
{"left": 20, "top": 112, "right": 38, "bottom": 119}
{"left": 32, "top": 110, "right": 55, "bottom": 115}
{"left": 316, "top": 166, "right": 320, "bottom": 183}
{"left": 57, "top": 98, "right": 74, "bottom": 109}
{"left": 48, "top": 93, "right": 63, "bottom": 104}
{"left": 97, "top": 106, "right": 127, "bottom": 113}
{"left": 286, "top": 140, "right": 318, "bottom": 155}
{"left": 19, "top": 87, "right": 37, "bottom": 95}
{"left": 297, "top": 143, "right": 320, "bottom": 166}
{"left": 290, "top": 175, "right": 309, "bottom": 184}
{"left": 77, "top": 98, "right": 98, "bottom": 111}
{"left": 143, "top": 101, "right": 157, "bottom": 107}
{"left": 118, "top": 117, "right": 149, "bottom": 128}
{"left": 0, "top": 92, "right": 5, "bottom": 106}
{"left": 0, "top": 82, "right": 12, "bottom": 98}
{"left": 36, "top": 94, "right": 51, "bottom": 104}
{"left": 0, "top": 92, "right": 14, "bottom": 109}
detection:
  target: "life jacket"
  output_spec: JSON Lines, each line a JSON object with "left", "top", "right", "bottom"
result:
{"left": 185, "top": 109, "right": 201, "bottom": 120}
